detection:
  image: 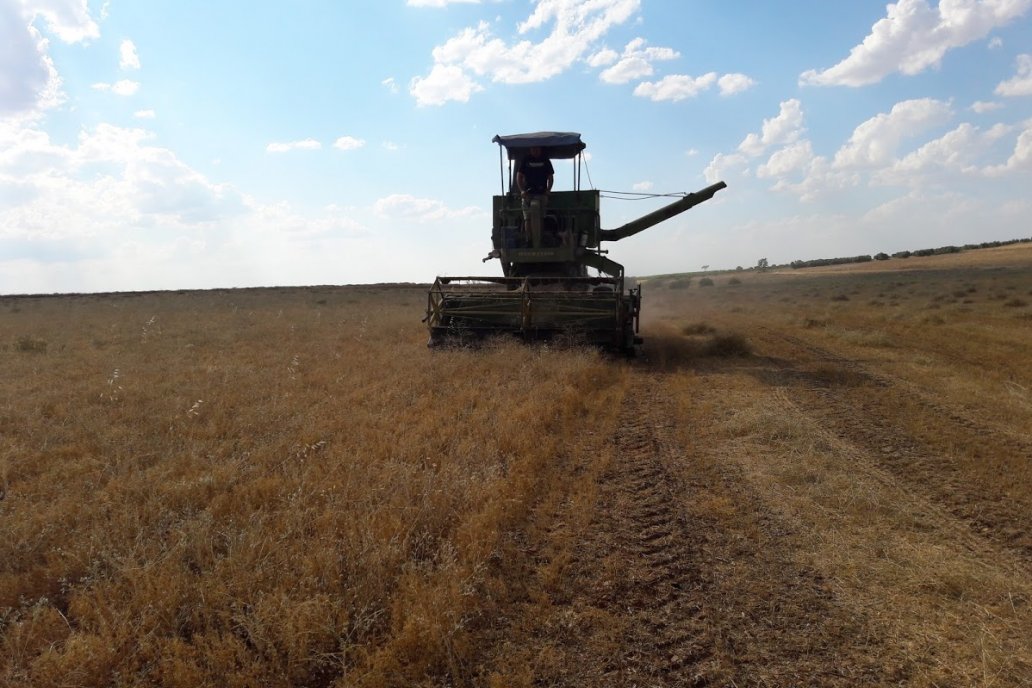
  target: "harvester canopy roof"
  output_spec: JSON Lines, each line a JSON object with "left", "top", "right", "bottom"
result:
{"left": 492, "top": 132, "right": 586, "bottom": 160}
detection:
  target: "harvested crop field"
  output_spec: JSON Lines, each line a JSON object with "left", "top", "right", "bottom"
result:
{"left": 2, "top": 243, "right": 1031, "bottom": 687}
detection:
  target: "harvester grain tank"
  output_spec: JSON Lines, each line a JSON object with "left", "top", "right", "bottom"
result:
{"left": 425, "top": 132, "right": 726, "bottom": 352}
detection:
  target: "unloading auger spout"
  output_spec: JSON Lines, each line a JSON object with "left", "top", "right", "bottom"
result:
{"left": 599, "top": 181, "right": 727, "bottom": 242}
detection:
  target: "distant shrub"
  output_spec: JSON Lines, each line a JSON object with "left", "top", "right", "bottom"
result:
{"left": 682, "top": 322, "right": 716, "bottom": 335}
{"left": 728, "top": 277, "right": 742, "bottom": 285}
{"left": 705, "top": 332, "right": 752, "bottom": 357}
{"left": 1003, "top": 298, "right": 1028, "bottom": 308}
{"left": 698, "top": 277, "right": 714, "bottom": 287}
{"left": 831, "top": 294, "right": 850, "bottom": 302}
{"left": 874, "top": 252, "right": 890, "bottom": 261}
{"left": 668, "top": 277, "right": 691, "bottom": 289}
{"left": 16, "top": 336, "right": 47, "bottom": 353}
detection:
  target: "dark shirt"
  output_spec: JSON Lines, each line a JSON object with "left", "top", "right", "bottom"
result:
{"left": 518, "top": 154, "right": 554, "bottom": 193}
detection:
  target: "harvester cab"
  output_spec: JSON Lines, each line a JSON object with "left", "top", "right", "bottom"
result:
{"left": 426, "top": 131, "right": 726, "bottom": 353}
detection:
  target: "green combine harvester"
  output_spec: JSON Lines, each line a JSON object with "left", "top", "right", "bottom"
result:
{"left": 426, "top": 132, "right": 726, "bottom": 353}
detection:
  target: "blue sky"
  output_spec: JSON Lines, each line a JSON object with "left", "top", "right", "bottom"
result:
{"left": 2, "top": 0, "right": 1031, "bottom": 293}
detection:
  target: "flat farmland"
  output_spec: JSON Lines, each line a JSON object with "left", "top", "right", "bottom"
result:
{"left": 2, "top": 243, "right": 1031, "bottom": 687}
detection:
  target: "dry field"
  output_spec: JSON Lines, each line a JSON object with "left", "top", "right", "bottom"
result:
{"left": 2, "top": 243, "right": 1031, "bottom": 687}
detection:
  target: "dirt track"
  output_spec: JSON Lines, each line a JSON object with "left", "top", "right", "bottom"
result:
{"left": 481, "top": 329, "right": 1032, "bottom": 686}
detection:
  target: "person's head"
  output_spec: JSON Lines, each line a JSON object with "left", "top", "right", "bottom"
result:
{"left": 529, "top": 146, "right": 543, "bottom": 158}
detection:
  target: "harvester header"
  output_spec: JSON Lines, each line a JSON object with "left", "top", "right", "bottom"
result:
{"left": 425, "top": 132, "right": 726, "bottom": 353}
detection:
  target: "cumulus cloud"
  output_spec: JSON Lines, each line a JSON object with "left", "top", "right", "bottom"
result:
{"left": 995, "top": 53, "right": 1032, "bottom": 96}
{"left": 266, "top": 139, "right": 321, "bottom": 153}
{"left": 333, "top": 136, "right": 366, "bottom": 151}
{"left": 0, "top": 117, "right": 382, "bottom": 292}
{"left": 134, "top": 109, "right": 156, "bottom": 119}
{"left": 738, "top": 99, "right": 805, "bottom": 157}
{"left": 92, "top": 79, "right": 140, "bottom": 95}
{"left": 0, "top": 2, "right": 62, "bottom": 117}
{"left": 633, "top": 72, "right": 717, "bottom": 101}
{"left": 410, "top": 0, "right": 641, "bottom": 105}
{"left": 0, "top": 122, "right": 243, "bottom": 240}
{"left": 119, "top": 39, "right": 140, "bottom": 69}
{"left": 597, "top": 38, "right": 678, "bottom": 84}
{"left": 410, "top": 63, "right": 483, "bottom": 106}
{"left": 800, "top": 0, "right": 1032, "bottom": 87}
{"left": 757, "top": 141, "right": 816, "bottom": 179}
{"left": 971, "top": 100, "right": 1003, "bottom": 113}
{"left": 586, "top": 47, "right": 619, "bottom": 67}
{"left": 631, "top": 70, "right": 756, "bottom": 102}
{"left": 717, "top": 73, "right": 756, "bottom": 96}
{"left": 874, "top": 123, "right": 988, "bottom": 184}
{"left": 833, "top": 98, "right": 953, "bottom": 169}
{"left": 373, "top": 194, "right": 482, "bottom": 222}
{"left": 984, "top": 118, "right": 1032, "bottom": 175}
{"left": 703, "top": 152, "right": 748, "bottom": 184}
{"left": 22, "top": 0, "right": 100, "bottom": 44}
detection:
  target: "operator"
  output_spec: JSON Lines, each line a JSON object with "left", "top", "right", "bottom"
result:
{"left": 516, "top": 146, "right": 554, "bottom": 224}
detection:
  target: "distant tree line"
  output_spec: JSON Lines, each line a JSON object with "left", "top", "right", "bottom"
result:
{"left": 787, "top": 237, "right": 1031, "bottom": 269}
{"left": 789, "top": 254, "right": 873, "bottom": 269}
{"left": 891, "top": 238, "right": 1030, "bottom": 259}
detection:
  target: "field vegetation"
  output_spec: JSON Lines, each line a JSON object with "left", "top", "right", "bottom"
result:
{"left": 2, "top": 242, "right": 1031, "bottom": 686}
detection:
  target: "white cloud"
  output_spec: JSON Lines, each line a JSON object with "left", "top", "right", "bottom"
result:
{"left": 738, "top": 99, "right": 805, "bottom": 157}
{"left": 410, "top": 0, "right": 641, "bottom": 105}
{"left": 984, "top": 118, "right": 1032, "bottom": 175}
{"left": 134, "top": 109, "right": 156, "bottom": 119}
{"left": 333, "top": 136, "right": 366, "bottom": 151}
{"left": 21, "top": 0, "right": 100, "bottom": 43}
{"left": 989, "top": 36, "right": 1004, "bottom": 49}
{"left": 631, "top": 181, "right": 653, "bottom": 192}
{"left": 874, "top": 123, "right": 988, "bottom": 184}
{"left": 410, "top": 63, "right": 483, "bottom": 106}
{"left": 0, "top": 118, "right": 384, "bottom": 292}
{"left": 119, "top": 39, "right": 140, "bottom": 70}
{"left": 0, "top": 122, "right": 243, "bottom": 240}
{"left": 703, "top": 152, "right": 748, "bottom": 184}
{"left": 586, "top": 47, "right": 619, "bottom": 67}
{"left": 381, "top": 77, "right": 399, "bottom": 94}
{"left": 995, "top": 53, "right": 1032, "bottom": 96}
{"left": 382, "top": 141, "right": 400, "bottom": 152}
{"left": 800, "top": 0, "right": 1032, "bottom": 87}
{"left": 92, "top": 79, "right": 140, "bottom": 96}
{"left": 598, "top": 37, "right": 678, "bottom": 85}
{"left": 717, "top": 73, "right": 756, "bottom": 96}
{"left": 0, "top": 4, "right": 62, "bottom": 116}
{"left": 757, "top": 141, "right": 816, "bottom": 179}
{"left": 373, "top": 194, "right": 482, "bottom": 222}
{"left": 971, "top": 100, "right": 1003, "bottom": 113}
{"left": 833, "top": 98, "right": 953, "bottom": 169}
{"left": 633, "top": 72, "right": 717, "bottom": 102}
{"left": 266, "top": 139, "right": 321, "bottom": 153}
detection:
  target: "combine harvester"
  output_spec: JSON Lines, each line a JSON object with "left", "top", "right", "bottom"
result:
{"left": 426, "top": 131, "right": 726, "bottom": 353}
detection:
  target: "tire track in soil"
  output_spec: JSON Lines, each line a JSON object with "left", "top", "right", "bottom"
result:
{"left": 749, "top": 328, "right": 1032, "bottom": 563}
{"left": 501, "top": 370, "right": 893, "bottom": 686}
